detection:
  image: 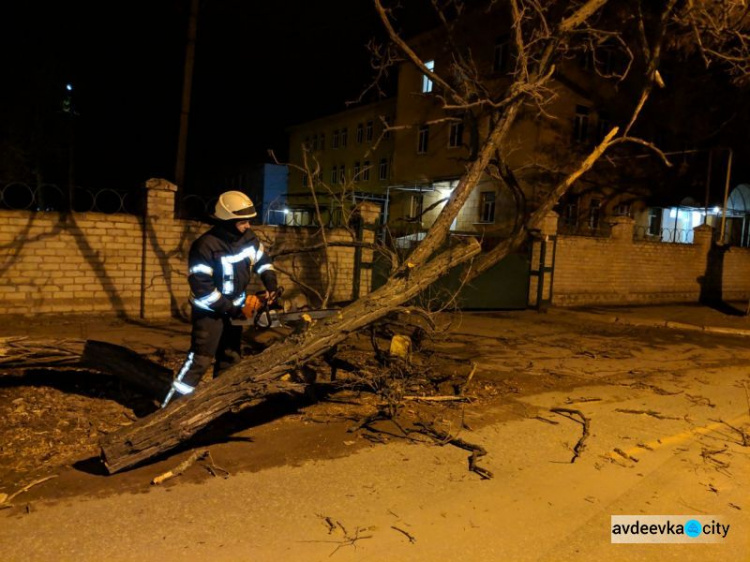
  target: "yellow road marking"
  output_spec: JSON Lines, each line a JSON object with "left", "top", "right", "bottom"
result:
{"left": 609, "top": 412, "right": 750, "bottom": 461}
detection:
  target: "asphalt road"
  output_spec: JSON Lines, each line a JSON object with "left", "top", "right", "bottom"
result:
{"left": 1, "top": 310, "right": 749, "bottom": 561}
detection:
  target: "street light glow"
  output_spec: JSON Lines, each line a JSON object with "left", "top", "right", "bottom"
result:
{"left": 66, "top": 84, "right": 73, "bottom": 91}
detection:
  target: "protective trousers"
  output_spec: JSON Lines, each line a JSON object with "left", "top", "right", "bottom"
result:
{"left": 164, "top": 309, "right": 243, "bottom": 407}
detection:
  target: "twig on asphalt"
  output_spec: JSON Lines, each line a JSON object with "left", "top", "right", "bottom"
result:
{"left": 402, "top": 395, "right": 470, "bottom": 402}
{"left": 550, "top": 407, "right": 590, "bottom": 463}
{"left": 460, "top": 362, "right": 477, "bottom": 395}
{"left": 391, "top": 525, "right": 417, "bottom": 544}
{"left": 615, "top": 408, "right": 680, "bottom": 420}
{"left": 0, "top": 475, "right": 58, "bottom": 508}
{"left": 714, "top": 419, "right": 750, "bottom": 447}
{"left": 151, "top": 449, "right": 206, "bottom": 485}
{"left": 613, "top": 447, "right": 639, "bottom": 463}
{"left": 564, "top": 397, "right": 602, "bottom": 404}
{"left": 203, "top": 451, "right": 230, "bottom": 478}
{"left": 414, "top": 421, "right": 493, "bottom": 479}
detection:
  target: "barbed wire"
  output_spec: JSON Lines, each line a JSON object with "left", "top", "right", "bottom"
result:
{"left": 0, "top": 182, "right": 144, "bottom": 215}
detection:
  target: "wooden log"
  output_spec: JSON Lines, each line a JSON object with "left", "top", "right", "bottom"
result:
{"left": 80, "top": 340, "right": 173, "bottom": 399}
{"left": 0, "top": 337, "right": 84, "bottom": 370}
{"left": 99, "top": 240, "right": 481, "bottom": 473}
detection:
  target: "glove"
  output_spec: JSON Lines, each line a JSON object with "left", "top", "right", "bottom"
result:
{"left": 227, "top": 305, "right": 245, "bottom": 319}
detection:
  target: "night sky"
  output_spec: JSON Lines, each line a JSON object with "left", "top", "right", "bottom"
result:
{"left": 4, "top": 0, "right": 426, "bottom": 194}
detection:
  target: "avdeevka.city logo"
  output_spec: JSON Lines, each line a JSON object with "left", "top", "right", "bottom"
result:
{"left": 610, "top": 515, "right": 731, "bottom": 544}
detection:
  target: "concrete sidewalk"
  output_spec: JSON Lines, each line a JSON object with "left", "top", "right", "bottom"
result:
{"left": 557, "top": 300, "right": 750, "bottom": 337}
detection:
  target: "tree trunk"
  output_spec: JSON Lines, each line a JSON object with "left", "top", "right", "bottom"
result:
{"left": 99, "top": 239, "right": 481, "bottom": 474}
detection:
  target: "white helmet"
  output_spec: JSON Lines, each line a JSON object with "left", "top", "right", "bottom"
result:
{"left": 212, "top": 191, "right": 257, "bottom": 220}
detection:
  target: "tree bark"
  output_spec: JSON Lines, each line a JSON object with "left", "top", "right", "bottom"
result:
{"left": 99, "top": 239, "right": 481, "bottom": 474}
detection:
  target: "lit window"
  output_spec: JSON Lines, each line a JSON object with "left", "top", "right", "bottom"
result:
{"left": 422, "top": 60, "right": 435, "bottom": 93}
{"left": 573, "top": 105, "right": 590, "bottom": 144}
{"left": 448, "top": 122, "right": 464, "bottom": 148}
{"left": 479, "top": 192, "right": 496, "bottom": 223}
{"left": 417, "top": 125, "right": 429, "bottom": 154}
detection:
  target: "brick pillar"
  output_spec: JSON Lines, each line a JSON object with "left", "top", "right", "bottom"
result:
{"left": 141, "top": 178, "right": 178, "bottom": 319}
{"left": 609, "top": 215, "right": 635, "bottom": 241}
{"left": 693, "top": 223, "right": 713, "bottom": 250}
{"left": 607, "top": 216, "right": 634, "bottom": 301}
{"left": 353, "top": 201, "right": 382, "bottom": 298}
{"left": 694, "top": 223, "right": 721, "bottom": 304}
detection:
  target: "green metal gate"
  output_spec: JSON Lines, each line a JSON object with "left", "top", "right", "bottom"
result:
{"left": 371, "top": 239, "right": 532, "bottom": 310}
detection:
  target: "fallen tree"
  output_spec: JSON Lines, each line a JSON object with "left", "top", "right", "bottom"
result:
{"left": 100, "top": 239, "right": 480, "bottom": 473}
{"left": 99, "top": 0, "right": 750, "bottom": 473}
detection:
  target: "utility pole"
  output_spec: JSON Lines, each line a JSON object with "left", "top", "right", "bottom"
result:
{"left": 174, "top": 0, "right": 200, "bottom": 190}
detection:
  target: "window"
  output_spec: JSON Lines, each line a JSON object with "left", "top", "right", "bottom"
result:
{"left": 563, "top": 202, "right": 578, "bottom": 227}
{"left": 588, "top": 198, "right": 601, "bottom": 229}
{"left": 353, "top": 161, "right": 361, "bottom": 183}
{"left": 417, "top": 125, "right": 430, "bottom": 154}
{"left": 379, "top": 158, "right": 389, "bottom": 181}
{"left": 383, "top": 116, "right": 392, "bottom": 140}
{"left": 341, "top": 127, "right": 348, "bottom": 148}
{"left": 613, "top": 203, "right": 630, "bottom": 217}
{"left": 409, "top": 194, "right": 424, "bottom": 220}
{"left": 362, "top": 160, "right": 370, "bottom": 182}
{"left": 448, "top": 121, "right": 464, "bottom": 148}
{"left": 304, "top": 137, "right": 310, "bottom": 150}
{"left": 422, "top": 60, "right": 435, "bottom": 93}
{"left": 330, "top": 167, "right": 337, "bottom": 184}
{"left": 312, "top": 135, "right": 318, "bottom": 151}
{"left": 479, "top": 191, "right": 496, "bottom": 223}
{"left": 332, "top": 129, "right": 339, "bottom": 149}
{"left": 356, "top": 123, "right": 364, "bottom": 144}
{"left": 493, "top": 35, "right": 510, "bottom": 73}
{"left": 319, "top": 133, "right": 325, "bottom": 151}
{"left": 573, "top": 105, "right": 590, "bottom": 143}
{"left": 648, "top": 208, "right": 662, "bottom": 236}
{"left": 338, "top": 164, "right": 345, "bottom": 184}
{"left": 366, "top": 120, "right": 373, "bottom": 142}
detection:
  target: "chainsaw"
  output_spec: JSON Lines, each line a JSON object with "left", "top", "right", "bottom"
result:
{"left": 230, "top": 287, "right": 340, "bottom": 329}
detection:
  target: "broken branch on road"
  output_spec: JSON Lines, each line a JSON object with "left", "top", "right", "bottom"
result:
{"left": 414, "top": 421, "right": 493, "bottom": 479}
{"left": 550, "top": 407, "right": 590, "bottom": 464}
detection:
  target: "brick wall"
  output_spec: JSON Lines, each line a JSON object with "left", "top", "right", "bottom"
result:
{"left": 0, "top": 179, "right": 379, "bottom": 318}
{"left": 548, "top": 215, "right": 750, "bottom": 306}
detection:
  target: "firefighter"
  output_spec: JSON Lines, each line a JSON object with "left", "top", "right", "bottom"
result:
{"left": 163, "top": 190, "right": 278, "bottom": 408}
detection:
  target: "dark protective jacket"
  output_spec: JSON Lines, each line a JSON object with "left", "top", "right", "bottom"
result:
{"left": 187, "top": 223, "right": 277, "bottom": 314}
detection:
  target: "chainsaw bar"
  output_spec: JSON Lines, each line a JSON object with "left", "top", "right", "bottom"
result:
{"left": 230, "top": 308, "right": 340, "bottom": 328}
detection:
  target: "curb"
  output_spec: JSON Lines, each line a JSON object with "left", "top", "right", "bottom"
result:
{"left": 616, "top": 317, "right": 750, "bottom": 338}
{"left": 559, "top": 309, "right": 750, "bottom": 338}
